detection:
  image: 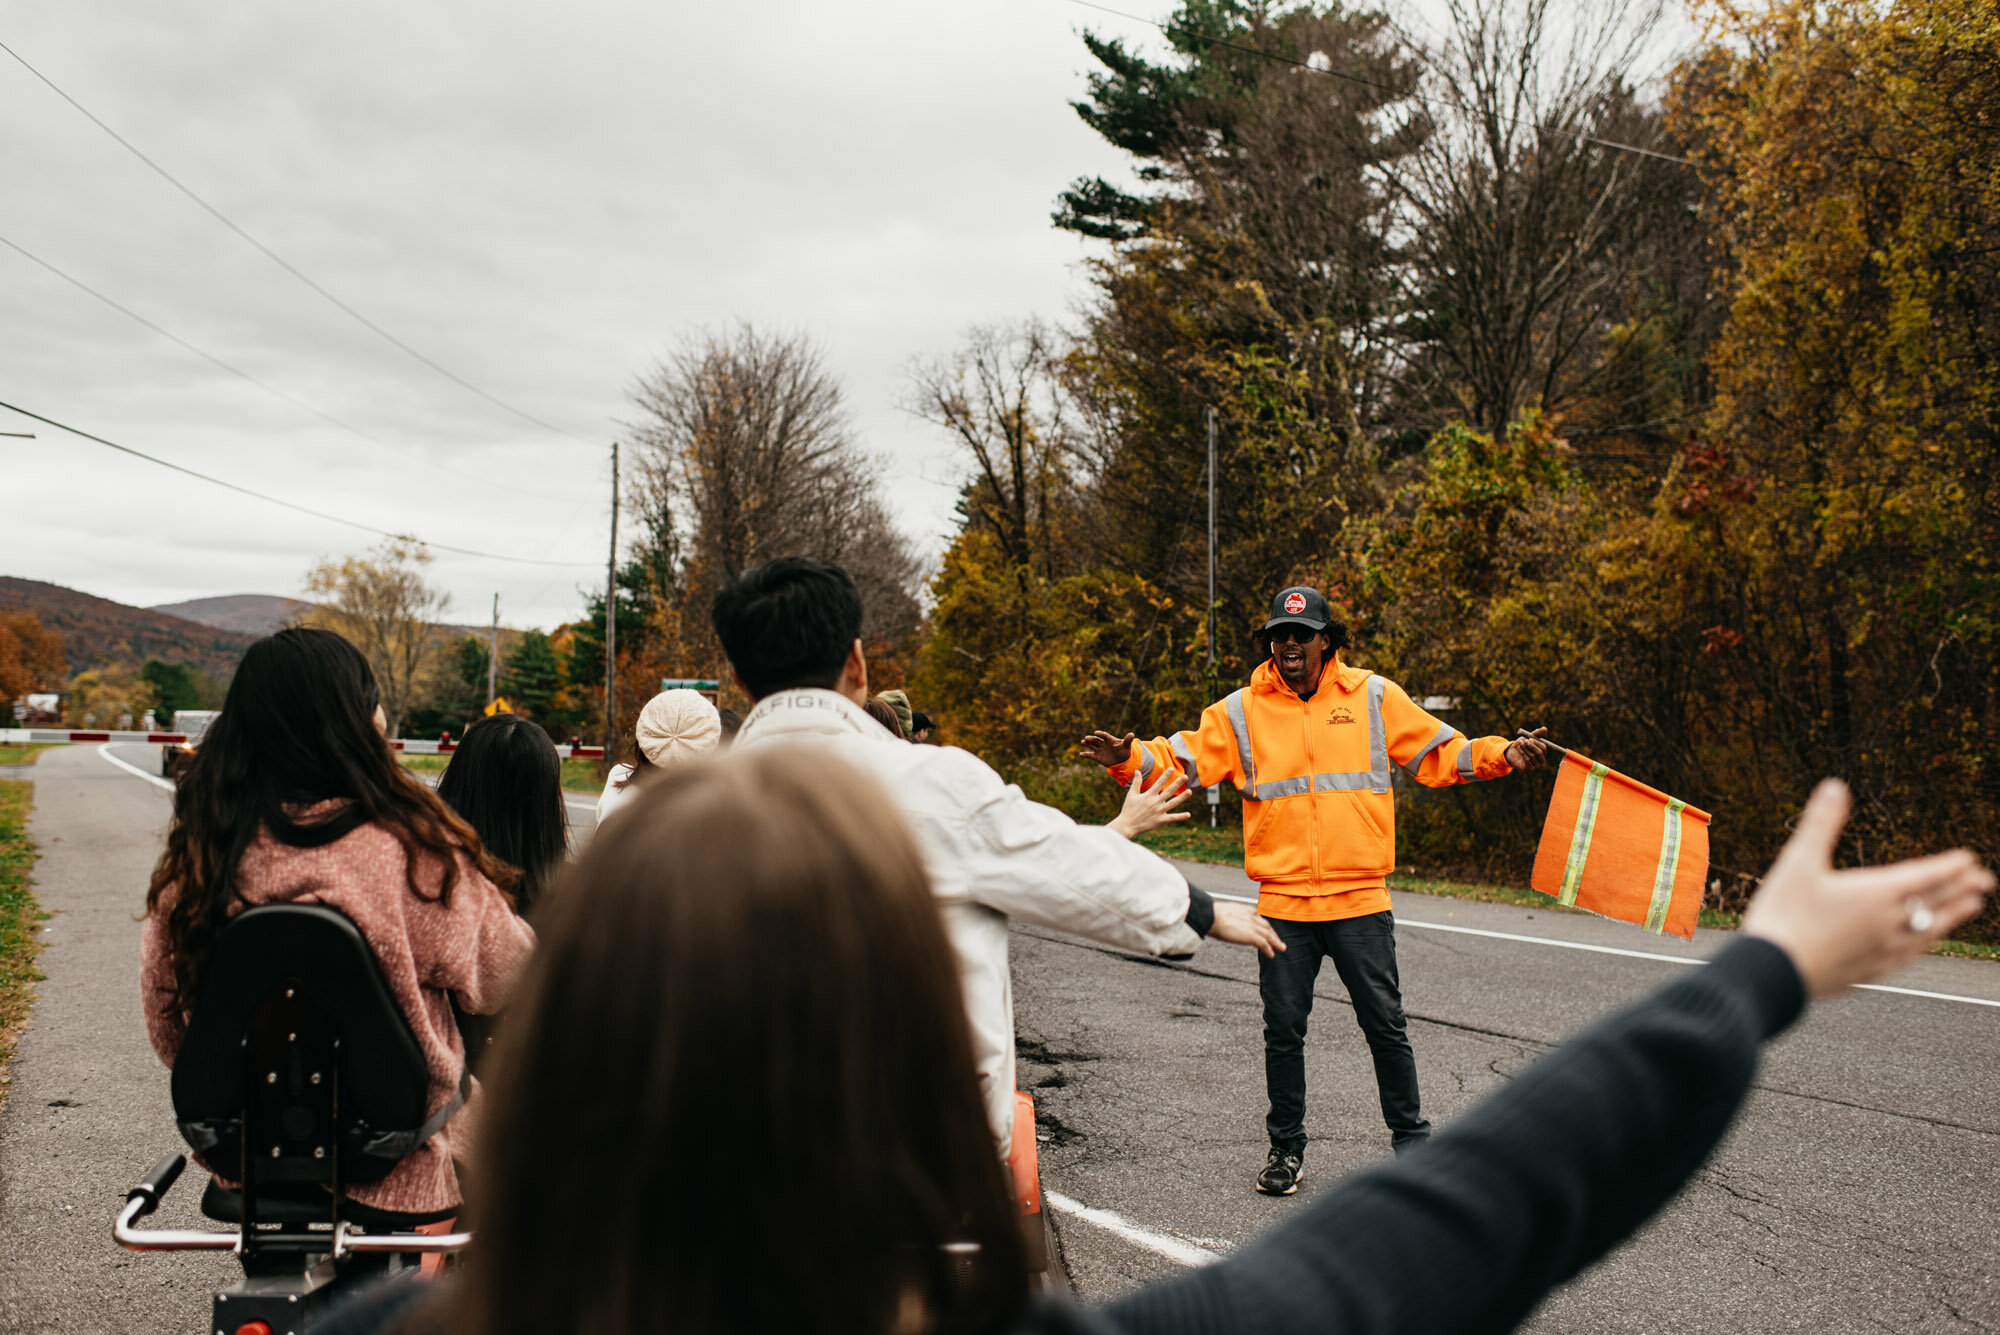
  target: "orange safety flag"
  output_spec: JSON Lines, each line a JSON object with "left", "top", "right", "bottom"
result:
{"left": 1530, "top": 750, "right": 1711, "bottom": 939}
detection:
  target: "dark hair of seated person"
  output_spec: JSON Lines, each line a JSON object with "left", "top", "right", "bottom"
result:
{"left": 144, "top": 627, "right": 514, "bottom": 1025}
{"left": 435, "top": 713, "right": 568, "bottom": 917}
{"left": 430, "top": 749, "right": 1027, "bottom": 1334}
{"left": 710, "top": 556, "right": 863, "bottom": 700}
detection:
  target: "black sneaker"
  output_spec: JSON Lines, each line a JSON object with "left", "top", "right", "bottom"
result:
{"left": 1255, "top": 1145, "right": 1304, "bottom": 1195}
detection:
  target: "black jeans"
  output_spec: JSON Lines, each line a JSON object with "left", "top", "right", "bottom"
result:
{"left": 1260, "top": 910, "right": 1430, "bottom": 1153}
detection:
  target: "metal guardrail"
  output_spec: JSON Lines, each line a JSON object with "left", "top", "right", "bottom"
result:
{"left": 1, "top": 729, "right": 606, "bottom": 760}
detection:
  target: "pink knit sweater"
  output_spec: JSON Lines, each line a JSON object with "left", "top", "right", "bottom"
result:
{"left": 140, "top": 812, "right": 535, "bottom": 1214}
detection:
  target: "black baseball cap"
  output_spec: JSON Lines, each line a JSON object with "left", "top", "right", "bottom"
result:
{"left": 1260, "top": 585, "right": 1333, "bottom": 635}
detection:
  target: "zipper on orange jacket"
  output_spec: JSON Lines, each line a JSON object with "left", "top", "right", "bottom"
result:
{"left": 1302, "top": 683, "right": 1322, "bottom": 883}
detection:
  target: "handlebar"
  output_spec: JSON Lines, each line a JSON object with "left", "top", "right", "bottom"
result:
{"left": 113, "top": 1154, "right": 237, "bottom": 1253}
{"left": 332, "top": 1221, "right": 471, "bottom": 1257}
{"left": 112, "top": 1152, "right": 470, "bottom": 1257}
{"left": 129, "top": 1153, "right": 185, "bottom": 1210}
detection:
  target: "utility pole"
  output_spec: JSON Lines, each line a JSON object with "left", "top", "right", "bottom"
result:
{"left": 1206, "top": 404, "right": 1218, "bottom": 677}
{"left": 1205, "top": 404, "right": 1220, "bottom": 828}
{"left": 603, "top": 441, "right": 619, "bottom": 758}
{"left": 487, "top": 593, "right": 499, "bottom": 707}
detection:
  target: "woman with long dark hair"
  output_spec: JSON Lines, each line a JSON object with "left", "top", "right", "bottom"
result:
{"left": 437, "top": 714, "right": 568, "bottom": 917}
{"left": 141, "top": 627, "right": 535, "bottom": 1217}
{"left": 320, "top": 755, "right": 1988, "bottom": 1334}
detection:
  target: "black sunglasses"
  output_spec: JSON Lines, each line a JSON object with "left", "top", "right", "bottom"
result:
{"left": 1264, "top": 625, "right": 1321, "bottom": 645}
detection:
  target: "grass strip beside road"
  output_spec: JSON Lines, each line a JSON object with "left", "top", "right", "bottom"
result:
{"left": 399, "top": 753, "right": 603, "bottom": 795}
{"left": 1133, "top": 822, "right": 2000, "bottom": 960}
{"left": 0, "top": 742, "right": 60, "bottom": 766}
{"left": 0, "top": 779, "right": 45, "bottom": 1109}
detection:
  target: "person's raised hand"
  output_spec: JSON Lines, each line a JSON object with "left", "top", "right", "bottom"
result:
{"left": 1107, "top": 772, "right": 1192, "bottom": 840}
{"left": 1078, "top": 729, "right": 1136, "bottom": 768}
{"left": 1208, "top": 901, "right": 1285, "bottom": 958}
{"left": 1505, "top": 727, "right": 1551, "bottom": 772}
{"left": 1741, "top": 779, "right": 1994, "bottom": 999}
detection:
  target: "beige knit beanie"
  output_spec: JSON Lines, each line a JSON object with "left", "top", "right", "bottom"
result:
{"left": 634, "top": 689, "right": 722, "bottom": 768}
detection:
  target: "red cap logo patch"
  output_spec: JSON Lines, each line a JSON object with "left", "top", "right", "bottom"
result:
{"left": 1283, "top": 592, "right": 1307, "bottom": 615}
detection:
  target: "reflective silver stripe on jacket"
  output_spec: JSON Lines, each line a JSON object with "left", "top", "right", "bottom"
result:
{"left": 1457, "top": 742, "right": 1494, "bottom": 783}
{"left": 1245, "top": 675, "right": 1392, "bottom": 801}
{"left": 1367, "top": 675, "right": 1389, "bottom": 788}
{"left": 1253, "top": 775, "right": 1312, "bottom": 800}
{"left": 1225, "top": 690, "right": 1255, "bottom": 790}
{"left": 1169, "top": 733, "right": 1200, "bottom": 782}
{"left": 1137, "top": 749, "right": 1155, "bottom": 782}
{"left": 1402, "top": 720, "right": 1457, "bottom": 779}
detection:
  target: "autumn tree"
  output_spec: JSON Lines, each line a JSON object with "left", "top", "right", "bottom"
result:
{"left": 1667, "top": 0, "right": 2000, "bottom": 883}
{"left": 66, "top": 663, "right": 154, "bottom": 729}
{"left": 904, "top": 321, "right": 1082, "bottom": 631}
{"left": 622, "top": 325, "right": 923, "bottom": 688}
{"left": 1381, "top": 0, "right": 1714, "bottom": 445}
{"left": 302, "top": 538, "right": 450, "bottom": 736}
{"left": 0, "top": 612, "right": 65, "bottom": 705}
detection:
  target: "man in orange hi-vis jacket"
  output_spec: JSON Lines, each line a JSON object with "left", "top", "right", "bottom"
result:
{"left": 1080, "top": 584, "right": 1549, "bottom": 1196}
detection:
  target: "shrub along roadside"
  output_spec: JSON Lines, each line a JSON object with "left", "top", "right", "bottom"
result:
{"left": 0, "top": 780, "right": 46, "bottom": 1110}
{"left": 396, "top": 753, "right": 601, "bottom": 796}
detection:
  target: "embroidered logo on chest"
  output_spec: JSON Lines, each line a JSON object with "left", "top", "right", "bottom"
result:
{"left": 1326, "top": 707, "right": 1356, "bottom": 725}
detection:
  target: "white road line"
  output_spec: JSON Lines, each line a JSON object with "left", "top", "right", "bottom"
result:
{"left": 1849, "top": 982, "right": 2000, "bottom": 1007}
{"left": 1043, "top": 1191, "right": 1221, "bottom": 1267}
{"left": 1398, "top": 917, "right": 1706, "bottom": 967}
{"left": 97, "top": 743, "right": 175, "bottom": 792}
{"left": 1213, "top": 889, "right": 2000, "bottom": 1009}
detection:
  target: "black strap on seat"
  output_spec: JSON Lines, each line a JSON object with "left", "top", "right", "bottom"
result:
{"left": 351, "top": 1064, "right": 472, "bottom": 1161}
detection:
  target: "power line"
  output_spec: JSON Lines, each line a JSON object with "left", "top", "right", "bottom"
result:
{"left": 1062, "top": 0, "right": 1695, "bottom": 168}
{"left": 0, "top": 399, "right": 600, "bottom": 568}
{"left": 0, "top": 37, "right": 602, "bottom": 448}
{"left": 0, "top": 231, "right": 583, "bottom": 505}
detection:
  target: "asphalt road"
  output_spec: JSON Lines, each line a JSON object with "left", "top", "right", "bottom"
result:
{"left": 0, "top": 743, "right": 235, "bottom": 1333}
{"left": 0, "top": 743, "right": 1994, "bottom": 1332}
{"left": 1019, "top": 860, "right": 2000, "bottom": 1331}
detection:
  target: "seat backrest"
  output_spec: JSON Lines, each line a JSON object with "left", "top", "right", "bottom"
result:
{"left": 171, "top": 904, "right": 435, "bottom": 1186}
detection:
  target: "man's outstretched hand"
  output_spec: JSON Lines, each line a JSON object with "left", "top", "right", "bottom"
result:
{"left": 1209, "top": 901, "right": 1285, "bottom": 958}
{"left": 1505, "top": 726, "right": 1551, "bottom": 772}
{"left": 1078, "top": 729, "right": 1135, "bottom": 767}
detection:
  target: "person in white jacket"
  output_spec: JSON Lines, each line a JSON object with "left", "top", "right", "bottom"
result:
{"left": 716, "top": 557, "right": 1282, "bottom": 1147}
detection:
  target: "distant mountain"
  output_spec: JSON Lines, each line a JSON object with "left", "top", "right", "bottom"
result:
{"left": 151, "top": 593, "right": 311, "bottom": 637}
{"left": 151, "top": 594, "right": 501, "bottom": 644}
{"left": 0, "top": 578, "right": 256, "bottom": 677}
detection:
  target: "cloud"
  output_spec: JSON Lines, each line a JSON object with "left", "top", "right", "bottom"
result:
{"left": 0, "top": 0, "right": 1172, "bottom": 629}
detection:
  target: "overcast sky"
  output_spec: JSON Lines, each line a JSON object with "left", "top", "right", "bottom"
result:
{"left": 0, "top": 0, "right": 1188, "bottom": 630}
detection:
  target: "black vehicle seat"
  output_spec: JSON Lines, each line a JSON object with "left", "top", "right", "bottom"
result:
{"left": 197, "top": 1179, "right": 456, "bottom": 1230}
{"left": 169, "top": 903, "right": 468, "bottom": 1233}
